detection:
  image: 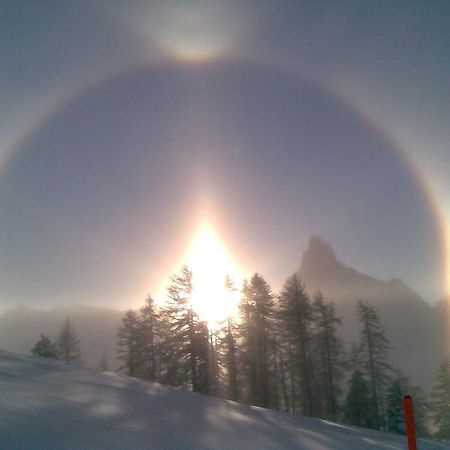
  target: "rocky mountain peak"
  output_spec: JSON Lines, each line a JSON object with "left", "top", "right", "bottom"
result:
{"left": 300, "top": 236, "right": 339, "bottom": 277}
{"left": 306, "top": 236, "right": 336, "bottom": 259}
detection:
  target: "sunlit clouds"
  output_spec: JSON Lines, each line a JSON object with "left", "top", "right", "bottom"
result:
{"left": 119, "top": 1, "right": 252, "bottom": 63}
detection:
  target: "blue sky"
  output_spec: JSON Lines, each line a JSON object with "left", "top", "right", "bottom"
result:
{"left": 0, "top": 1, "right": 449, "bottom": 309}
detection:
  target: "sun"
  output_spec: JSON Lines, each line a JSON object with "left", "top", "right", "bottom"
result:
{"left": 184, "top": 224, "right": 243, "bottom": 327}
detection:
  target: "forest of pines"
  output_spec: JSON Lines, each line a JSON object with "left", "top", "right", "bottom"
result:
{"left": 115, "top": 266, "right": 447, "bottom": 439}
{"left": 29, "top": 265, "right": 449, "bottom": 439}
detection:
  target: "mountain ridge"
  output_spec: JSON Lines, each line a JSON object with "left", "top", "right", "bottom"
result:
{"left": 299, "top": 236, "right": 427, "bottom": 309}
{"left": 298, "top": 236, "right": 445, "bottom": 388}
{"left": 0, "top": 237, "right": 445, "bottom": 388}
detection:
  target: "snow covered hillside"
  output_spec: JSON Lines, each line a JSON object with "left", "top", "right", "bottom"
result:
{"left": 0, "top": 351, "right": 447, "bottom": 450}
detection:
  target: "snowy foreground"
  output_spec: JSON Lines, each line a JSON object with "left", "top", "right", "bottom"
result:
{"left": 0, "top": 351, "right": 447, "bottom": 450}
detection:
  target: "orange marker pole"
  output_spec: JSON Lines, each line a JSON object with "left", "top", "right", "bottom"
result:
{"left": 403, "top": 395, "right": 417, "bottom": 450}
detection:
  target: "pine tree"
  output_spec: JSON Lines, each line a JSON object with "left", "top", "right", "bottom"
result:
{"left": 117, "top": 310, "right": 144, "bottom": 377}
{"left": 238, "top": 273, "right": 276, "bottom": 408}
{"left": 221, "top": 317, "right": 239, "bottom": 400}
{"left": 207, "top": 331, "right": 220, "bottom": 397}
{"left": 386, "top": 378, "right": 405, "bottom": 434}
{"left": 221, "top": 275, "right": 239, "bottom": 401}
{"left": 160, "top": 266, "right": 210, "bottom": 393}
{"left": 215, "top": 316, "right": 239, "bottom": 400}
{"left": 407, "top": 385, "right": 429, "bottom": 438}
{"left": 431, "top": 358, "right": 450, "bottom": 440}
{"left": 194, "top": 320, "right": 212, "bottom": 394}
{"left": 357, "top": 300, "right": 392, "bottom": 429}
{"left": 311, "top": 292, "right": 344, "bottom": 419}
{"left": 139, "top": 295, "right": 160, "bottom": 381}
{"left": 159, "top": 266, "right": 194, "bottom": 388}
{"left": 343, "top": 368, "right": 374, "bottom": 428}
{"left": 275, "top": 346, "right": 290, "bottom": 412}
{"left": 385, "top": 373, "right": 429, "bottom": 437}
{"left": 31, "top": 334, "right": 58, "bottom": 359}
{"left": 57, "top": 317, "right": 81, "bottom": 364}
{"left": 278, "top": 274, "right": 315, "bottom": 416}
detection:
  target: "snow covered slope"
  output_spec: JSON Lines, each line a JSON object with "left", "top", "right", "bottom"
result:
{"left": 0, "top": 351, "right": 447, "bottom": 450}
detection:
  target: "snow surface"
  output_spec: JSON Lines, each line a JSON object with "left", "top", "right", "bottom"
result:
{"left": 0, "top": 350, "right": 447, "bottom": 450}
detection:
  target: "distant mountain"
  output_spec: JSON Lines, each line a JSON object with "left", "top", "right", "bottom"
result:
{"left": 298, "top": 236, "right": 446, "bottom": 389}
{"left": 0, "top": 304, "right": 124, "bottom": 370}
{"left": 0, "top": 238, "right": 445, "bottom": 390}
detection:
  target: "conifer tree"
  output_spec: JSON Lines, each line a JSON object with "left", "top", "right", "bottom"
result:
{"left": 221, "top": 317, "right": 239, "bottom": 400}
{"left": 159, "top": 266, "right": 194, "bottom": 388}
{"left": 221, "top": 275, "right": 239, "bottom": 401}
{"left": 194, "top": 320, "right": 212, "bottom": 394}
{"left": 343, "top": 368, "right": 374, "bottom": 428}
{"left": 386, "top": 378, "right": 405, "bottom": 434}
{"left": 385, "top": 373, "right": 429, "bottom": 437}
{"left": 311, "top": 292, "right": 344, "bottom": 419}
{"left": 117, "top": 310, "right": 144, "bottom": 377}
{"left": 357, "top": 300, "right": 392, "bottom": 429}
{"left": 207, "top": 331, "right": 220, "bottom": 397}
{"left": 278, "top": 274, "right": 315, "bottom": 416}
{"left": 238, "top": 273, "right": 276, "bottom": 408}
{"left": 215, "top": 316, "right": 239, "bottom": 400}
{"left": 31, "top": 334, "right": 58, "bottom": 359}
{"left": 160, "top": 266, "right": 210, "bottom": 393}
{"left": 276, "top": 347, "right": 290, "bottom": 412}
{"left": 140, "top": 295, "right": 160, "bottom": 381}
{"left": 57, "top": 317, "right": 81, "bottom": 364}
{"left": 431, "top": 358, "right": 450, "bottom": 440}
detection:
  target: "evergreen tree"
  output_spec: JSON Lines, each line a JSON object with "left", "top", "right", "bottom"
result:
{"left": 278, "top": 274, "right": 315, "bottom": 416}
{"left": 160, "top": 266, "right": 210, "bottom": 393}
{"left": 215, "top": 315, "right": 239, "bottom": 401}
{"left": 407, "top": 385, "right": 429, "bottom": 438}
{"left": 386, "top": 378, "right": 405, "bottom": 434}
{"left": 275, "top": 346, "right": 290, "bottom": 412}
{"left": 159, "top": 267, "right": 194, "bottom": 388}
{"left": 117, "top": 310, "right": 144, "bottom": 377}
{"left": 57, "top": 317, "right": 81, "bottom": 364}
{"left": 343, "top": 368, "right": 374, "bottom": 428}
{"left": 221, "top": 275, "right": 239, "bottom": 401}
{"left": 237, "top": 280, "right": 254, "bottom": 404}
{"left": 194, "top": 320, "right": 212, "bottom": 394}
{"left": 357, "top": 300, "right": 392, "bottom": 429}
{"left": 221, "top": 317, "right": 239, "bottom": 400}
{"left": 431, "top": 358, "right": 450, "bottom": 440}
{"left": 385, "top": 373, "right": 429, "bottom": 437}
{"left": 207, "top": 331, "right": 220, "bottom": 397}
{"left": 238, "top": 273, "right": 276, "bottom": 408}
{"left": 386, "top": 371, "right": 429, "bottom": 437}
{"left": 311, "top": 292, "right": 344, "bottom": 419}
{"left": 139, "top": 295, "right": 160, "bottom": 381}
{"left": 31, "top": 334, "right": 58, "bottom": 359}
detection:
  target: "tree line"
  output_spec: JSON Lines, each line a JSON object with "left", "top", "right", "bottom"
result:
{"left": 29, "top": 266, "right": 450, "bottom": 440}
{"left": 116, "top": 266, "right": 450, "bottom": 440}
{"left": 31, "top": 317, "right": 81, "bottom": 365}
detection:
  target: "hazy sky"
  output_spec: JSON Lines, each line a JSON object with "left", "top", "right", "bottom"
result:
{"left": 1, "top": 1, "right": 449, "bottom": 310}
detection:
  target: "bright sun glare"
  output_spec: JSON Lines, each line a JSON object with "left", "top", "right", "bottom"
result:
{"left": 124, "top": 2, "right": 248, "bottom": 63}
{"left": 184, "top": 224, "right": 243, "bottom": 328}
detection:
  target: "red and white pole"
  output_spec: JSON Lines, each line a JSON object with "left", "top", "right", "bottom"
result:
{"left": 403, "top": 395, "right": 417, "bottom": 450}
